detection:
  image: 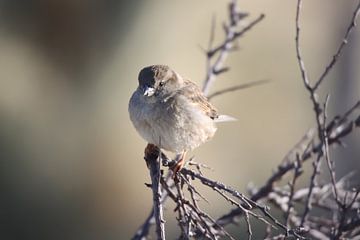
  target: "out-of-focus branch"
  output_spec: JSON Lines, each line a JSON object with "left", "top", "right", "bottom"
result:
{"left": 207, "top": 79, "right": 270, "bottom": 100}
{"left": 202, "top": 0, "right": 265, "bottom": 96}
{"left": 284, "top": 155, "right": 303, "bottom": 227}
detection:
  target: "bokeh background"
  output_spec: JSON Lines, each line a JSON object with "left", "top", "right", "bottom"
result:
{"left": 0, "top": 0, "right": 359, "bottom": 239}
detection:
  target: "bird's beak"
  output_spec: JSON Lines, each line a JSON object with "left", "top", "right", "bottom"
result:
{"left": 143, "top": 86, "right": 155, "bottom": 97}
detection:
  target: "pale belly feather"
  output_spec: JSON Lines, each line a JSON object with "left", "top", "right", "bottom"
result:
{"left": 129, "top": 91, "right": 216, "bottom": 153}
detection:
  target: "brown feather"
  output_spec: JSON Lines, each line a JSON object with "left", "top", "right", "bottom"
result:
{"left": 181, "top": 79, "right": 219, "bottom": 119}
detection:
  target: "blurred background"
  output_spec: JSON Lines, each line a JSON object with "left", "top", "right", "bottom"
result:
{"left": 0, "top": 0, "right": 359, "bottom": 239}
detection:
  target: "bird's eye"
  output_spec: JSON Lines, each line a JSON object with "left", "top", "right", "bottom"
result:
{"left": 159, "top": 81, "right": 165, "bottom": 87}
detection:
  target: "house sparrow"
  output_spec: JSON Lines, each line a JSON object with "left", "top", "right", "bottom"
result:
{"left": 128, "top": 65, "right": 235, "bottom": 173}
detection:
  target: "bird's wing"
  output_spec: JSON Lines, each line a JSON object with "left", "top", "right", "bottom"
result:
{"left": 181, "top": 79, "right": 219, "bottom": 120}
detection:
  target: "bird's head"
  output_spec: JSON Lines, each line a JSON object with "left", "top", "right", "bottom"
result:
{"left": 138, "top": 65, "right": 183, "bottom": 98}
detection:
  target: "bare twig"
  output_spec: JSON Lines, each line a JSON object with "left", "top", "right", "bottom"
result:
{"left": 300, "top": 153, "right": 322, "bottom": 226}
{"left": 284, "top": 154, "right": 303, "bottom": 227}
{"left": 295, "top": 0, "right": 311, "bottom": 91}
{"left": 323, "top": 96, "right": 341, "bottom": 206}
{"left": 313, "top": 1, "right": 360, "bottom": 91}
{"left": 207, "top": 79, "right": 270, "bottom": 100}
{"left": 214, "top": 188, "right": 253, "bottom": 240}
{"left": 202, "top": 0, "right": 265, "bottom": 96}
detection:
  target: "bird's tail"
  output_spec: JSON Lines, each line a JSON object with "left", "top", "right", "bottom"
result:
{"left": 214, "top": 115, "right": 237, "bottom": 123}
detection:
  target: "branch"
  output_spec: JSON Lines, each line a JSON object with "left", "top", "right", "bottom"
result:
{"left": 213, "top": 99, "right": 360, "bottom": 232}
{"left": 132, "top": 208, "right": 154, "bottom": 240}
{"left": 294, "top": 0, "right": 360, "bottom": 228}
{"left": 202, "top": 0, "right": 265, "bottom": 96}
{"left": 132, "top": 172, "right": 172, "bottom": 240}
{"left": 313, "top": 1, "right": 360, "bottom": 91}
{"left": 207, "top": 79, "right": 270, "bottom": 100}
{"left": 144, "top": 145, "right": 165, "bottom": 240}
{"left": 132, "top": 1, "right": 360, "bottom": 239}
{"left": 284, "top": 154, "right": 303, "bottom": 227}
{"left": 180, "top": 168, "right": 305, "bottom": 239}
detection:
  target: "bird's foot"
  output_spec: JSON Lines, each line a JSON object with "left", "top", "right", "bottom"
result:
{"left": 170, "top": 151, "right": 187, "bottom": 179}
{"left": 170, "top": 158, "right": 185, "bottom": 177}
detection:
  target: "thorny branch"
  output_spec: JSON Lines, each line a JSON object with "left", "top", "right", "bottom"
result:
{"left": 132, "top": 0, "right": 360, "bottom": 239}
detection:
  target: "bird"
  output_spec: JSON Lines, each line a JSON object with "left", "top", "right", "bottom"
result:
{"left": 128, "top": 65, "right": 235, "bottom": 174}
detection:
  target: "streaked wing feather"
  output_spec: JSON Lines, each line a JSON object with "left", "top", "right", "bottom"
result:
{"left": 182, "top": 79, "right": 218, "bottom": 119}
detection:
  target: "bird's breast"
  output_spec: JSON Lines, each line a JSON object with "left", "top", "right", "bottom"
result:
{"left": 129, "top": 91, "right": 217, "bottom": 153}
